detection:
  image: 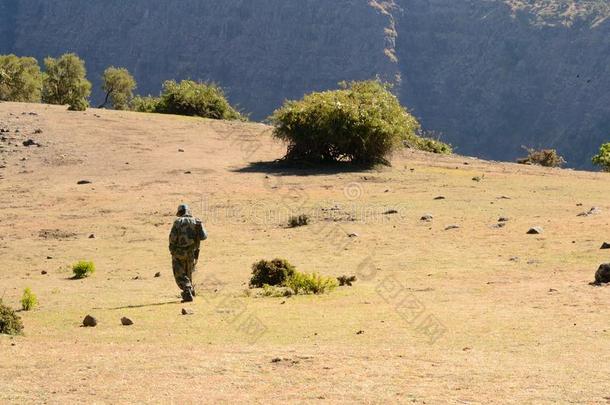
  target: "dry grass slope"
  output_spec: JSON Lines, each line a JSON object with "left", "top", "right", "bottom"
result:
{"left": 0, "top": 102, "right": 609, "bottom": 403}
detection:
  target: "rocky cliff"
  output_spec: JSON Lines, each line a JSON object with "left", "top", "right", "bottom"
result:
{"left": 1, "top": 0, "right": 608, "bottom": 167}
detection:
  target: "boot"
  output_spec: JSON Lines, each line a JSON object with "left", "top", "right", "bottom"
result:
{"left": 181, "top": 289, "right": 194, "bottom": 303}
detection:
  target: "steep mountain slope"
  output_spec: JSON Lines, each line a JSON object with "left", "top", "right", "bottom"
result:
{"left": 0, "top": 0, "right": 608, "bottom": 167}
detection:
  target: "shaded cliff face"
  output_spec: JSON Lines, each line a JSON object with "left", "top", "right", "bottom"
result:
{"left": 0, "top": 0, "right": 608, "bottom": 167}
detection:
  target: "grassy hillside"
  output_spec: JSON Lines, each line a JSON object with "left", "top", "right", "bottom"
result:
{"left": 0, "top": 103, "right": 609, "bottom": 402}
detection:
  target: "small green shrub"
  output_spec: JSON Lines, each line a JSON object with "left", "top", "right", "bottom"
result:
{"left": 270, "top": 80, "right": 421, "bottom": 166}
{"left": 20, "top": 288, "right": 38, "bottom": 311}
{"left": 0, "top": 300, "right": 23, "bottom": 335}
{"left": 592, "top": 142, "right": 610, "bottom": 172}
{"left": 72, "top": 260, "right": 95, "bottom": 279}
{"left": 286, "top": 272, "right": 338, "bottom": 295}
{"left": 130, "top": 95, "right": 160, "bottom": 113}
{"left": 407, "top": 132, "right": 452, "bottom": 154}
{"left": 517, "top": 147, "right": 565, "bottom": 167}
{"left": 250, "top": 258, "right": 296, "bottom": 288}
{"left": 288, "top": 214, "right": 309, "bottom": 228}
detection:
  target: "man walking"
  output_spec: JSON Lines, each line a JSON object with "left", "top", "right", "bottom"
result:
{"left": 169, "top": 204, "right": 208, "bottom": 302}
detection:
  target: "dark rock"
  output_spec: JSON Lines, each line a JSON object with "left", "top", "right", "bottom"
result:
{"left": 527, "top": 227, "right": 543, "bottom": 234}
{"left": 22, "top": 139, "right": 40, "bottom": 147}
{"left": 184, "top": 171, "right": 192, "bottom": 174}
{"left": 88, "top": 234, "right": 95, "bottom": 239}
{"left": 492, "top": 223, "right": 506, "bottom": 229}
{"left": 498, "top": 217, "right": 510, "bottom": 222}
{"left": 601, "top": 242, "right": 610, "bottom": 250}
{"left": 41, "top": 270, "right": 47, "bottom": 275}
{"left": 154, "top": 272, "right": 161, "bottom": 277}
{"left": 121, "top": 317, "right": 133, "bottom": 326}
{"left": 445, "top": 225, "right": 460, "bottom": 230}
{"left": 271, "top": 357, "right": 282, "bottom": 363}
{"left": 594, "top": 263, "right": 610, "bottom": 284}
{"left": 356, "top": 330, "right": 364, "bottom": 335}
{"left": 34, "top": 129, "right": 43, "bottom": 134}
{"left": 178, "top": 149, "right": 185, "bottom": 152}
{"left": 434, "top": 196, "right": 445, "bottom": 200}
{"left": 383, "top": 209, "right": 398, "bottom": 215}
{"left": 420, "top": 214, "right": 433, "bottom": 221}
{"left": 181, "top": 308, "right": 194, "bottom": 315}
{"left": 472, "top": 176, "right": 482, "bottom": 182}
{"left": 46, "top": 256, "right": 53, "bottom": 259}
{"left": 509, "top": 256, "right": 519, "bottom": 262}
{"left": 347, "top": 232, "right": 359, "bottom": 238}
{"left": 82, "top": 315, "right": 97, "bottom": 327}
{"left": 77, "top": 180, "right": 92, "bottom": 185}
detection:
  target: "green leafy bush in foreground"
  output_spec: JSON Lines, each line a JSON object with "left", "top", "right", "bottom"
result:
{"left": 286, "top": 272, "right": 338, "bottom": 295}
{"left": 20, "top": 288, "right": 38, "bottom": 311}
{"left": 250, "top": 258, "right": 296, "bottom": 288}
{"left": 72, "top": 260, "right": 95, "bottom": 279}
{"left": 0, "top": 300, "right": 23, "bottom": 335}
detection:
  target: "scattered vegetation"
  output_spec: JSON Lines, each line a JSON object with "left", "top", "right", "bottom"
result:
{"left": 0, "top": 54, "right": 42, "bottom": 102}
{"left": 270, "top": 80, "right": 424, "bottom": 166}
{"left": 42, "top": 53, "right": 91, "bottom": 111}
{"left": 130, "top": 95, "right": 160, "bottom": 113}
{"left": 288, "top": 214, "right": 310, "bottom": 228}
{"left": 0, "top": 299, "right": 23, "bottom": 335}
{"left": 249, "top": 258, "right": 296, "bottom": 288}
{"left": 407, "top": 130, "right": 453, "bottom": 154}
{"left": 20, "top": 288, "right": 38, "bottom": 311}
{"left": 131, "top": 80, "right": 244, "bottom": 120}
{"left": 286, "top": 272, "right": 338, "bottom": 295}
{"left": 517, "top": 147, "right": 566, "bottom": 167}
{"left": 592, "top": 142, "right": 610, "bottom": 172}
{"left": 261, "top": 284, "right": 294, "bottom": 297}
{"left": 101, "top": 66, "right": 136, "bottom": 110}
{"left": 72, "top": 260, "right": 96, "bottom": 279}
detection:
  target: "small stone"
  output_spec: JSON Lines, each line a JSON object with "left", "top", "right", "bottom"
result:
{"left": 527, "top": 227, "right": 543, "bottom": 234}
{"left": 601, "top": 242, "right": 610, "bottom": 250}
{"left": 22, "top": 139, "right": 39, "bottom": 147}
{"left": 271, "top": 357, "right": 282, "bottom": 363}
{"left": 498, "top": 217, "right": 510, "bottom": 222}
{"left": 445, "top": 225, "right": 460, "bottom": 230}
{"left": 184, "top": 171, "right": 191, "bottom": 174}
{"left": 46, "top": 256, "right": 53, "bottom": 259}
{"left": 492, "top": 223, "right": 506, "bottom": 229}
{"left": 347, "top": 233, "right": 359, "bottom": 238}
{"left": 154, "top": 272, "right": 161, "bottom": 277}
{"left": 356, "top": 330, "right": 364, "bottom": 335}
{"left": 383, "top": 209, "right": 398, "bottom": 215}
{"left": 509, "top": 256, "right": 519, "bottom": 262}
{"left": 420, "top": 214, "right": 433, "bottom": 221}
{"left": 181, "top": 308, "right": 194, "bottom": 315}
{"left": 77, "top": 180, "right": 92, "bottom": 185}
{"left": 82, "top": 315, "right": 97, "bottom": 327}
{"left": 41, "top": 270, "right": 47, "bottom": 275}
{"left": 88, "top": 234, "right": 95, "bottom": 239}
{"left": 434, "top": 196, "right": 445, "bottom": 200}
{"left": 548, "top": 288, "right": 558, "bottom": 293}
{"left": 121, "top": 317, "right": 133, "bottom": 326}
{"left": 472, "top": 176, "right": 482, "bottom": 182}
{"left": 178, "top": 149, "right": 185, "bottom": 152}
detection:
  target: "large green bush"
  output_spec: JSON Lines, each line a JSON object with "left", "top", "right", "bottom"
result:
{"left": 250, "top": 258, "right": 296, "bottom": 288}
{"left": 42, "top": 53, "right": 91, "bottom": 110}
{"left": 592, "top": 142, "right": 610, "bottom": 172}
{"left": 0, "top": 54, "right": 42, "bottom": 102}
{"left": 270, "top": 80, "right": 426, "bottom": 165}
{"left": 0, "top": 300, "right": 23, "bottom": 335}
{"left": 152, "top": 80, "right": 244, "bottom": 120}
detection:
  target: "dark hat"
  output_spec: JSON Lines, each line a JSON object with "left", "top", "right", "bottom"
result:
{"left": 176, "top": 204, "right": 189, "bottom": 216}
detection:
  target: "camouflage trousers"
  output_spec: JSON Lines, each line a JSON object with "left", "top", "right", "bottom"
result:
{"left": 172, "top": 253, "right": 196, "bottom": 293}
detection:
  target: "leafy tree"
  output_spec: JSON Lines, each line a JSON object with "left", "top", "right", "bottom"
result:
{"left": 270, "top": 80, "right": 437, "bottom": 166}
{"left": 101, "top": 66, "right": 136, "bottom": 110}
{"left": 0, "top": 54, "right": 42, "bottom": 102}
{"left": 592, "top": 142, "right": 610, "bottom": 172}
{"left": 42, "top": 53, "right": 91, "bottom": 111}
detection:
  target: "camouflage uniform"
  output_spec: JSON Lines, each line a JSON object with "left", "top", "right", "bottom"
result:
{"left": 169, "top": 204, "right": 208, "bottom": 302}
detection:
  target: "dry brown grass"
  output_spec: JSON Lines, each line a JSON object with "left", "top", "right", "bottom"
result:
{"left": 0, "top": 102, "right": 609, "bottom": 403}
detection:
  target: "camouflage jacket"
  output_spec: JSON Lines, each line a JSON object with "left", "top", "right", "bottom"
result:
{"left": 169, "top": 214, "right": 208, "bottom": 257}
